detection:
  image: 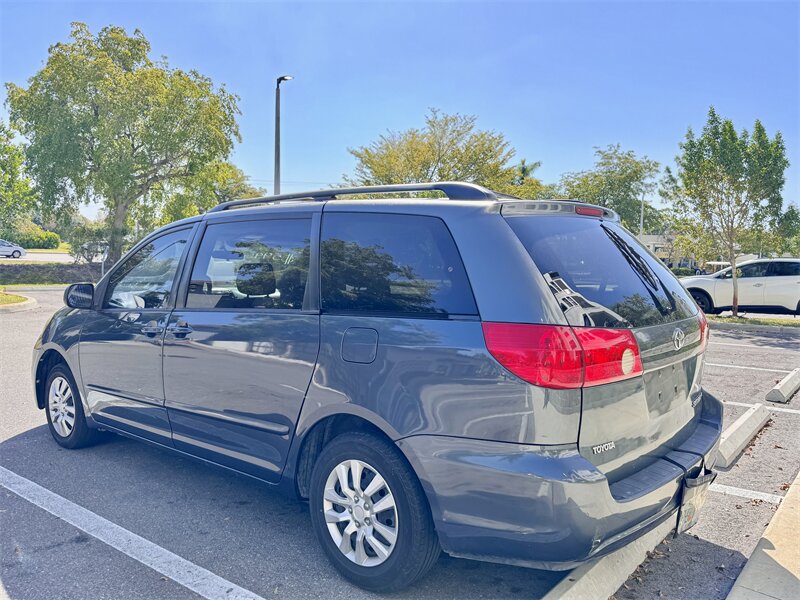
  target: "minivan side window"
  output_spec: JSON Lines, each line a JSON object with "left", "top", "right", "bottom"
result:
{"left": 186, "top": 219, "right": 311, "bottom": 310}
{"left": 769, "top": 262, "right": 800, "bottom": 277}
{"left": 104, "top": 229, "right": 190, "bottom": 309}
{"left": 320, "top": 213, "right": 477, "bottom": 317}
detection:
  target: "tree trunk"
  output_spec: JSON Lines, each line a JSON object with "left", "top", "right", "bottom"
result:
{"left": 729, "top": 248, "right": 739, "bottom": 317}
{"left": 106, "top": 199, "right": 131, "bottom": 265}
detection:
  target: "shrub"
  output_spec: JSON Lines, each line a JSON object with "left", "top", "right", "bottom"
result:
{"left": 671, "top": 267, "right": 696, "bottom": 277}
{"left": 1, "top": 220, "right": 61, "bottom": 249}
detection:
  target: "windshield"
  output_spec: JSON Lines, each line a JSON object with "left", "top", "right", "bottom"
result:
{"left": 506, "top": 216, "right": 697, "bottom": 328}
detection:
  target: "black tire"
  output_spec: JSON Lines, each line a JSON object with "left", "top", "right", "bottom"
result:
{"left": 44, "top": 364, "right": 101, "bottom": 449}
{"left": 11, "top": 250, "right": 21, "bottom": 258}
{"left": 309, "top": 431, "right": 440, "bottom": 592}
{"left": 690, "top": 289, "right": 714, "bottom": 314}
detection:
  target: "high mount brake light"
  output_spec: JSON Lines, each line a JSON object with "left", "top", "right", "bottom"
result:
{"left": 575, "top": 206, "right": 605, "bottom": 217}
{"left": 482, "top": 323, "right": 643, "bottom": 389}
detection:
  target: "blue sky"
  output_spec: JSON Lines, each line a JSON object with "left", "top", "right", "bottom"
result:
{"left": 1, "top": 0, "right": 798, "bottom": 218}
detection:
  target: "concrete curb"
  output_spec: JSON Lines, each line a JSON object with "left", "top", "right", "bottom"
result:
{"left": 542, "top": 517, "right": 675, "bottom": 600}
{"left": 709, "top": 321, "right": 800, "bottom": 335}
{"left": 0, "top": 295, "right": 38, "bottom": 313}
{"left": 726, "top": 471, "right": 800, "bottom": 600}
{"left": 766, "top": 368, "right": 800, "bottom": 404}
{"left": 716, "top": 404, "right": 772, "bottom": 469}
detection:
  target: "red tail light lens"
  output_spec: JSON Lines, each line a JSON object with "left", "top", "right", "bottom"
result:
{"left": 481, "top": 323, "right": 583, "bottom": 389}
{"left": 575, "top": 206, "right": 605, "bottom": 217}
{"left": 573, "top": 328, "right": 643, "bottom": 386}
{"left": 482, "top": 323, "right": 643, "bottom": 389}
{"left": 698, "top": 311, "right": 709, "bottom": 350}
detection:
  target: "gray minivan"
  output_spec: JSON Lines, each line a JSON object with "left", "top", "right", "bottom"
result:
{"left": 33, "top": 182, "right": 721, "bottom": 592}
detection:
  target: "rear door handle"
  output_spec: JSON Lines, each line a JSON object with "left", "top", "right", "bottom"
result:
{"left": 141, "top": 321, "right": 165, "bottom": 336}
{"left": 753, "top": 283, "right": 764, "bottom": 287}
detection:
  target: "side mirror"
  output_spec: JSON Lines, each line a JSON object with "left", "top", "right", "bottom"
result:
{"left": 64, "top": 283, "right": 95, "bottom": 309}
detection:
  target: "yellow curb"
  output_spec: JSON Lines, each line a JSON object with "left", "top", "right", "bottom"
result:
{"left": 727, "top": 472, "right": 800, "bottom": 599}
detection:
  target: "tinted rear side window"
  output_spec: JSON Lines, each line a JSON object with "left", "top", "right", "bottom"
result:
{"left": 769, "top": 262, "right": 800, "bottom": 276}
{"left": 506, "top": 216, "right": 697, "bottom": 328}
{"left": 321, "top": 213, "right": 478, "bottom": 317}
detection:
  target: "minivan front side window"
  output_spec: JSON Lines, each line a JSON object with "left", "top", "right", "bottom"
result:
{"left": 320, "top": 213, "right": 477, "bottom": 317}
{"left": 186, "top": 219, "right": 311, "bottom": 310}
{"left": 104, "top": 229, "right": 190, "bottom": 309}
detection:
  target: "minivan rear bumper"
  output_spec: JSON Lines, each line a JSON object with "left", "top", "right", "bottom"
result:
{"left": 397, "top": 391, "right": 722, "bottom": 570}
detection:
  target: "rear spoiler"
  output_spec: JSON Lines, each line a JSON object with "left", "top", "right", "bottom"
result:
{"left": 500, "top": 200, "right": 620, "bottom": 222}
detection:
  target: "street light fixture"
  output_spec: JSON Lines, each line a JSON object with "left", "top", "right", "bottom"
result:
{"left": 274, "top": 75, "right": 293, "bottom": 195}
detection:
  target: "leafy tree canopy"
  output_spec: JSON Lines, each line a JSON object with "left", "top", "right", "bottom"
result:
{"left": 559, "top": 144, "right": 661, "bottom": 231}
{"left": 5, "top": 22, "right": 241, "bottom": 260}
{"left": 345, "top": 109, "right": 544, "bottom": 198}
{"left": 0, "top": 119, "right": 35, "bottom": 230}
{"left": 662, "top": 106, "right": 788, "bottom": 314}
{"left": 156, "top": 161, "right": 264, "bottom": 225}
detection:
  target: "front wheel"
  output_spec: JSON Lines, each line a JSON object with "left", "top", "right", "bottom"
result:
{"left": 45, "top": 364, "right": 101, "bottom": 449}
{"left": 309, "top": 432, "right": 440, "bottom": 592}
{"left": 11, "top": 250, "right": 21, "bottom": 258}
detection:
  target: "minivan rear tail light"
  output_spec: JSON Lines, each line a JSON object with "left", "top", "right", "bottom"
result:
{"left": 573, "top": 328, "right": 643, "bottom": 386}
{"left": 481, "top": 323, "right": 583, "bottom": 389}
{"left": 482, "top": 323, "right": 643, "bottom": 389}
{"left": 698, "top": 311, "right": 709, "bottom": 350}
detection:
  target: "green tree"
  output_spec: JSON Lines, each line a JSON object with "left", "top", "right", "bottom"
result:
{"left": 0, "top": 119, "right": 35, "bottom": 230}
{"left": 158, "top": 161, "right": 264, "bottom": 224}
{"left": 663, "top": 107, "right": 788, "bottom": 315}
{"left": 5, "top": 22, "right": 240, "bottom": 262}
{"left": 559, "top": 144, "right": 661, "bottom": 231}
{"left": 345, "top": 109, "right": 543, "bottom": 197}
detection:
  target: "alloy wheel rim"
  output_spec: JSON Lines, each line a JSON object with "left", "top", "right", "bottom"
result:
{"left": 323, "top": 459, "right": 398, "bottom": 567}
{"left": 48, "top": 376, "right": 76, "bottom": 438}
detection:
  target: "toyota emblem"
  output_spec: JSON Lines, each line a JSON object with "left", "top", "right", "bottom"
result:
{"left": 673, "top": 328, "right": 686, "bottom": 350}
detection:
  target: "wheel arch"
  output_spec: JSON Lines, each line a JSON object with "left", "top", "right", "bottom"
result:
{"left": 34, "top": 348, "right": 69, "bottom": 409}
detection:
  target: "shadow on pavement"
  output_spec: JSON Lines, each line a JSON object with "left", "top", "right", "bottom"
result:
{"left": 0, "top": 425, "right": 565, "bottom": 599}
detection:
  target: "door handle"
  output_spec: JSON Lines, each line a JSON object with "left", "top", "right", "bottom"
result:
{"left": 753, "top": 283, "right": 764, "bottom": 287}
{"left": 167, "top": 321, "right": 193, "bottom": 337}
{"left": 140, "top": 321, "right": 165, "bottom": 336}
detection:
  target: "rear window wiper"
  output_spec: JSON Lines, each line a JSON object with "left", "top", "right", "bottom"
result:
{"left": 601, "top": 225, "right": 676, "bottom": 316}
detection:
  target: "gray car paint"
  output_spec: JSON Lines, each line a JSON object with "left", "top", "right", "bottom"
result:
{"left": 32, "top": 196, "right": 723, "bottom": 571}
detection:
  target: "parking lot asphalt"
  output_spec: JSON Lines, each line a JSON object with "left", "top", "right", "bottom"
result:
{"left": 2, "top": 290, "right": 799, "bottom": 600}
{"left": 0, "top": 253, "right": 73, "bottom": 264}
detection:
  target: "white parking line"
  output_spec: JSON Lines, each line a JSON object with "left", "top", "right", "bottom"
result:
{"left": 710, "top": 341, "right": 800, "bottom": 350}
{"left": 725, "top": 400, "right": 800, "bottom": 415}
{"left": 0, "top": 465, "right": 266, "bottom": 600}
{"left": 705, "top": 363, "right": 792, "bottom": 374}
{"left": 709, "top": 482, "right": 783, "bottom": 505}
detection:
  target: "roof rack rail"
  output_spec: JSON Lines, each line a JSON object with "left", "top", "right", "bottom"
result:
{"left": 207, "top": 181, "right": 498, "bottom": 213}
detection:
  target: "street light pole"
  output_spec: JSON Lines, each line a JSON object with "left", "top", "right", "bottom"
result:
{"left": 638, "top": 190, "right": 645, "bottom": 239}
{"left": 274, "top": 75, "right": 293, "bottom": 195}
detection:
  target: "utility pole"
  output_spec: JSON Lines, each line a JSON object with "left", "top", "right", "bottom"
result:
{"left": 274, "top": 75, "right": 293, "bottom": 195}
{"left": 638, "top": 190, "right": 645, "bottom": 239}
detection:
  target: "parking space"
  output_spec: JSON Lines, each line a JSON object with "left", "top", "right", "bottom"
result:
{"left": 2, "top": 290, "right": 799, "bottom": 599}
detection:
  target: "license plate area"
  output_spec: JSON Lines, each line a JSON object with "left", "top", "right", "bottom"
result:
{"left": 676, "top": 468, "right": 716, "bottom": 534}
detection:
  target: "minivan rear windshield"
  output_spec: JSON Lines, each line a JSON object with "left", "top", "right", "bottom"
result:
{"left": 505, "top": 216, "right": 697, "bottom": 328}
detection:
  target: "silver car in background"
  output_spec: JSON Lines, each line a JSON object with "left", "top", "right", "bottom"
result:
{"left": 0, "top": 239, "right": 26, "bottom": 258}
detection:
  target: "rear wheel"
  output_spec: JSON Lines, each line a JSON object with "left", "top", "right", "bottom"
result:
{"left": 690, "top": 289, "right": 714, "bottom": 314}
{"left": 45, "top": 364, "right": 101, "bottom": 449}
{"left": 309, "top": 432, "right": 439, "bottom": 592}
